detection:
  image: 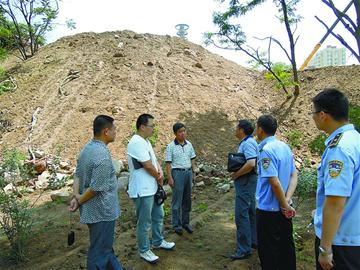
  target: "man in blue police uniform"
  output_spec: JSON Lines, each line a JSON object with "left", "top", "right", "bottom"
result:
{"left": 255, "top": 115, "right": 298, "bottom": 270}
{"left": 230, "top": 120, "right": 258, "bottom": 260}
{"left": 312, "top": 88, "right": 360, "bottom": 270}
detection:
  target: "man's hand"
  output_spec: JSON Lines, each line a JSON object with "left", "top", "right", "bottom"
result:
{"left": 168, "top": 177, "right": 175, "bottom": 188}
{"left": 281, "top": 205, "right": 296, "bottom": 219}
{"left": 318, "top": 253, "right": 334, "bottom": 270}
{"left": 231, "top": 172, "right": 239, "bottom": 180}
{"left": 156, "top": 173, "right": 164, "bottom": 187}
{"left": 69, "top": 197, "right": 79, "bottom": 212}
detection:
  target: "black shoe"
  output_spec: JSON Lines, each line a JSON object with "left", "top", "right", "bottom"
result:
{"left": 174, "top": 228, "right": 183, "bottom": 235}
{"left": 230, "top": 252, "right": 251, "bottom": 260}
{"left": 182, "top": 224, "right": 193, "bottom": 234}
{"left": 251, "top": 244, "right": 258, "bottom": 250}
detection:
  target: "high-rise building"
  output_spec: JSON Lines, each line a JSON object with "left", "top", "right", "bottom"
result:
{"left": 309, "top": 45, "right": 346, "bottom": 68}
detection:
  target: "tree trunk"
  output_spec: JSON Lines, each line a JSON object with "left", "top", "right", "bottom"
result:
{"left": 355, "top": 0, "right": 360, "bottom": 59}
{"left": 281, "top": 0, "right": 300, "bottom": 96}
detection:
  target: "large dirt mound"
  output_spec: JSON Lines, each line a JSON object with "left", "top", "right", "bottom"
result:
{"left": 0, "top": 31, "right": 359, "bottom": 164}
{"left": 0, "top": 30, "right": 270, "bottom": 162}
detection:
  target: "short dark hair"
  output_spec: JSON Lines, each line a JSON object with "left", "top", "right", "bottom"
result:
{"left": 93, "top": 115, "right": 114, "bottom": 136}
{"left": 237, "top": 119, "right": 254, "bottom": 135}
{"left": 257, "top": 115, "right": 277, "bottom": 136}
{"left": 312, "top": 88, "right": 349, "bottom": 121}
{"left": 136, "top": 114, "right": 154, "bottom": 130}
{"left": 173, "top": 122, "right": 186, "bottom": 133}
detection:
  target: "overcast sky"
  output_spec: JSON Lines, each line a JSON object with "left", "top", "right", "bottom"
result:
{"left": 48, "top": 0, "right": 358, "bottom": 67}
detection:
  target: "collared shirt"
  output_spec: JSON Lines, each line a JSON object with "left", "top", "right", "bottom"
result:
{"left": 238, "top": 135, "right": 258, "bottom": 160}
{"left": 256, "top": 136, "right": 296, "bottom": 211}
{"left": 127, "top": 134, "right": 158, "bottom": 198}
{"left": 75, "top": 139, "right": 120, "bottom": 224}
{"left": 314, "top": 124, "right": 360, "bottom": 246}
{"left": 165, "top": 139, "right": 196, "bottom": 169}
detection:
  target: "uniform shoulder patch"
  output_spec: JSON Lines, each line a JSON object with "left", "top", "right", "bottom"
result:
{"left": 328, "top": 160, "right": 343, "bottom": 178}
{"left": 261, "top": 158, "right": 270, "bottom": 169}
{"left": 329, "top": 133, "right": 343, "bottom": 148}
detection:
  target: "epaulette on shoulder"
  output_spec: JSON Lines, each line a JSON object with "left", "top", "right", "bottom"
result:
{"left": 329, "top": 133, "right": 343, "bottom": 148}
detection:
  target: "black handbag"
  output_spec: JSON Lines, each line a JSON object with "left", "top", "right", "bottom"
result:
{"left": 154, "top": 185, "right": 167, "bottom": 205}
{"left": 227, "top": 152, "right": 246, "bottom": 172}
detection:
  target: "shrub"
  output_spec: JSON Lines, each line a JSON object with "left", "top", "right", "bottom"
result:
{"left": 0, "top": 192, "right": 34, "bottom": 263}
{"left": 294, "top": 162, "right": 317, "bottom": 209}
{"left": 0, "top": 148, "right": 34, "bottom": 263}
{"left": 285, "top": 130, "right": 302, "bottom": 149}
{"left": 125, "top": 123, "right": 159, "bottom": 147}
{"left": 309, "top": 133, "right": 327, "bottom": 156}
{"left": 349, "top": 104, "right": 360, "bottom": 132}
{"left": 264, "top": 62, "right": 299, "bottom": 91}
{"left": 0, "top": 67, "right": 16, "bottom": 95}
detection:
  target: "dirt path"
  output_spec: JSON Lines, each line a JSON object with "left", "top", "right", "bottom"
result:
{"left": 0, "top": 179, "right": 316, "bottom": 270}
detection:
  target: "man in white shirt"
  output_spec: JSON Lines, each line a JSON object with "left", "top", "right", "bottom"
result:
{"left": 127, "top": 114, "right": 175, "bottom": 264}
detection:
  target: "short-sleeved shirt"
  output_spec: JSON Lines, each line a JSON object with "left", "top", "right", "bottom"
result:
{"left": 165, "top": 139, "right": 196, "bottom": 169}
{"left": 75, "top": 139, "right": 120, "bottom": 224}
{"left": 127, "top": 134, "right": 158, "bottom": 198}
{"left": 314, "top": 124, "right": 360, "bottom": 246}
{"left": 256, "top": 136, "right": 296, "bottom": 211}
{"left": 238, "top": 135, "right": 258, "bottom": 160}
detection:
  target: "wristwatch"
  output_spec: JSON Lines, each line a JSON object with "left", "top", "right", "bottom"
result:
{"left": 319, "top": 246, "right": 332, "bottom": 256}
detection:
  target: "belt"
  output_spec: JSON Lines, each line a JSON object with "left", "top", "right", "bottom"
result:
{"left": 172, "top": 168, "right": 192, "bottom": 171}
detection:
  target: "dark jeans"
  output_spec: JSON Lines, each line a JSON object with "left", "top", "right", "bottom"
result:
{"left": 256, "top": 209, "right": 296, "bottom": 270}
{"left": 315, "top": 237, "right": 360, "bottom": 270}
{"left": 171, "top": 169, "right": 192, "bottom": 229}
{"left": 87, "top": 220, "right": 123, "bottom": 270}
{"left": 234, "top": 173, "right": 257, "bottom": 255}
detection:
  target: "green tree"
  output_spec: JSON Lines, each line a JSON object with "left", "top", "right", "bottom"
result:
{"left": 316, "top": 0, "right": 360, "bottom": 63}
{"left": 0, "top": 0, "right": 59, "bottom": 60}
{"left": 205, "top": 0, "right": 301, "bottom": 96}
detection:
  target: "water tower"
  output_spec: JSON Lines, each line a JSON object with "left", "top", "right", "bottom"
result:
{"left": 175, "top": 24, "right": 189, "bottom": 39}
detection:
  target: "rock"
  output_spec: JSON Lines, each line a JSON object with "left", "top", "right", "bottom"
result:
{"left": 33, "top": 160, "right": 47, "bottom": 174}
{"left": 4, "top": 183, "right": 15, "bottom": 193}
{"left": 25, "top": 187, "right": 35, "bottom": 194}
{"left": 146, "top": 61, "right": 154, "bottom": 66}
{"left": 117, "top": 42, "right": 124, "bottom": 48}
{"left": 195, "top": 181, "right": 205, "bottom": 187}
{"left": 133, "top": 34, "right": 143, "bottom": 39}
{"left": 112, "top": 160, "right": 124, "bottom": 174}
{"left": 59, "top": 161, "right": 71, "bottom": 170}
{"left": 200, "top": 165, "right": 212, "bottom": 174}
{"left": 34, "top": 150, "right": 45, "bottom": 159}
{"left": 218, "top": 183, "right": 231, "bottom": 193}
{"left": 50, "top": 191, "right": 71, "bottom": 203}
{"left": 113, "top": 52, "right": 125, "bottom": 57}
{"left": 184, "top": 49, "right": 196, "bottom": 57}
{"left": 120, "top": 171, "right": 130, "bottom": 178}
{"left": 194, "top": 62, "right": 203, "bottom": 69}
{"left": 36, "top": 171, "right": 51, "bottom": 189}
{"left": 118, "top": 176, "right": 129, "bottom": 190}
{"left": 66, "top": 178, "right": 74, "bottom": 186}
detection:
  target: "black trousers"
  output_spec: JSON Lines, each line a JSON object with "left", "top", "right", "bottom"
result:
{"left": 256, "top": 209, "right": 296, "bottom": 270}
{"left": 315, "top": 237, "right": 360, "bottom": 270}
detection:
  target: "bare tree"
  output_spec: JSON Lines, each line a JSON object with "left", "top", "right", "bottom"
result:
{"left": 316, "top": 0, "right": 360, "bottom": 63}
{"left": 205, "top": 0, "right": 301, "bottom": 96}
